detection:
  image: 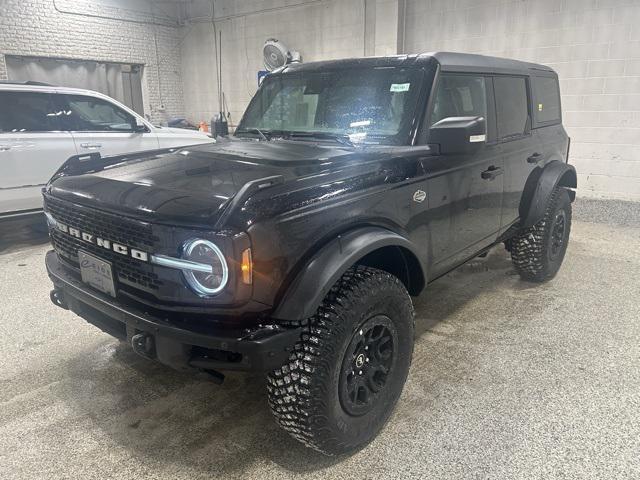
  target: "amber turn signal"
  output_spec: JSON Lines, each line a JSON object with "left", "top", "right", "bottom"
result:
{"left": 241, "top": 248, "right": 252, "bottom": 284}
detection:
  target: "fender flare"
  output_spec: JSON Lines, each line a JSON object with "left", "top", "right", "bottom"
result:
{"left": 521, "top": 161, "right": 577, "bottom": 228}
{"left": 271, "top": 226, "right": 425, "bottom": 322}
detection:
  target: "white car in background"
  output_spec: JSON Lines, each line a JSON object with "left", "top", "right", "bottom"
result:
{"left": 0, "top": 82, "right": 213, "bottom": 218}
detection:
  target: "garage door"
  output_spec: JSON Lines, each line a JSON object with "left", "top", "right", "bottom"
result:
{"left": 5, "top": 55, "right": 144, "bottom": 115}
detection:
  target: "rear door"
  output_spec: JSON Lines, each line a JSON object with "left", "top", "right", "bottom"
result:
{"left": 60, "top": 93, "right": 159, "bottom": 157}
{"left": 423, "top": 73, "right": 504, "bottom": 271}
{"left": 493, "top": 75, "right": 539, "bottom": 230}
{"left": 0, "top": 90, "right": 77, "bottom": 214}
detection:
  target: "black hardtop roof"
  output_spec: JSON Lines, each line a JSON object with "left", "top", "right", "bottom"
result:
{"left": 431, "top": 52, "right": 555, "bottom": 75}
{"left": 281, "top": 51, "right": 556, "bottom": 76}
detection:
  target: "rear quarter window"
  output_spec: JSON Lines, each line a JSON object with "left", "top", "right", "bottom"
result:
{"left": 532, "top": 76, "right": 561, "bottom": 125}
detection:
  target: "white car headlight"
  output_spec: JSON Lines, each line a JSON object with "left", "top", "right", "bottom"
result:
{"left": 181, "top": 239, "right": 228, "bottom": 296}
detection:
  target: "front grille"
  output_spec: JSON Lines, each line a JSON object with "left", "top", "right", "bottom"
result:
{"left": 46, "top": 196, "right": 163, "bottom": 292}
{"left": 46, "top": 196, "right": 157, "bottom": 251}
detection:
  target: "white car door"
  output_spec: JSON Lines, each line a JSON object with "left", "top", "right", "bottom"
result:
{"left": 61, "top": 93, "right": 159, "bottom": 157}
{"left": 0, "top": 90, "right": 77, "bottom": 215}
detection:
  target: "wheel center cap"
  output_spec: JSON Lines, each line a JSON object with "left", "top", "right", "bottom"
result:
{"left": 355, "top": 353, "right": 365, "bottom": 369}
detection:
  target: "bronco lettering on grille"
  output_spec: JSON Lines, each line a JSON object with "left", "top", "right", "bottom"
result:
{"left": 46, "top": 213, "right": 149, "bottom": 262}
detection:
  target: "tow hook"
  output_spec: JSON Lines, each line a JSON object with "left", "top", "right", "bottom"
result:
{"left": 131, "top": 333, "right": 156, "bottom": 360}
{"left": 50, "top": 289, "right": 68, "bottom": 310}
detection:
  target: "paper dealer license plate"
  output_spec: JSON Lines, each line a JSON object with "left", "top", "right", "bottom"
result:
{"left": 78, "top": 250, "right": 116, "bottom": 297}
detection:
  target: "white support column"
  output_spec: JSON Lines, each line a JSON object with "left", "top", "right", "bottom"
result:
{"left": 0, "top": 55, "right": 7, "bottom": 81}
{"left": 363, "top": 0, "right": 402, "bottom": 57}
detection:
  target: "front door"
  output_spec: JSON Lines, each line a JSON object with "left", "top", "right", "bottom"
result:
{"left": 422, "top": 73, "right": 504, "bottom": 273}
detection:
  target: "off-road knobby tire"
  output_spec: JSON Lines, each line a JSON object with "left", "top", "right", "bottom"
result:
{"left": 511, "top": 186, "right": 572, "bottom": 282}
{"left": 267, "top": 266, "right": 414, "bottom": 456}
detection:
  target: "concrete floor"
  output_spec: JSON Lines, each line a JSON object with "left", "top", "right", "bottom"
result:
{"left": 0, "top": 201, "right": 639, "bottom": 479}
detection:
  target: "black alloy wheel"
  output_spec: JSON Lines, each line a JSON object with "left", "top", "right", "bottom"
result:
{"left": 339, "top": 316, "right": 397, "bottom": 417}
{"left": 549, "top": 209, "right": 567, "bottom": 260}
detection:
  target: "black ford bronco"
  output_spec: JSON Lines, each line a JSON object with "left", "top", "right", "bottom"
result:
{"left": 44, "top": 52, "right": 576, "bottom": 455}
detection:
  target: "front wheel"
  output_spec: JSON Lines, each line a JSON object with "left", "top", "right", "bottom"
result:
{"left": 511, "top": 186, "right": 572, "bottom": 282}
{"left": 267, "top": 266, "right": 414, "bottom": 455}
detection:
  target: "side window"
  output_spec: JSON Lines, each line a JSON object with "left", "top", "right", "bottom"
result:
{"left": 532, "top": 76, "right": 561, "bottom": 124}
{"left": 430, "top": 74, "right": 487, "bottom": 126}
{"left": 0, "top": 91, "right": 60, "bottom": 133}
{"left": 62, "top": 95, "right": 135, "bottom": 132}
{"left": 494, "top": 76, "right": 529, "bottom": 139}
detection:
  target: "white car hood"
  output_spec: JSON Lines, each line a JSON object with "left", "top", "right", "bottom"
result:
{"left": 155, "top": 126, "right": 214, "bottom": 140}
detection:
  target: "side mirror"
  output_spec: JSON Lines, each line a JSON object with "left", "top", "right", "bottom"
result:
{"left": 133, "top": 117, "right": 148, "bottom": 133}
{"left": 429, "top": 116, "right": 486, "bottom": 155}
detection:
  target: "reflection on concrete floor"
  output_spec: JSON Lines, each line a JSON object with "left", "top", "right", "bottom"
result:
{"left": 0, "top": 214, "right": 49, "bottom": 254}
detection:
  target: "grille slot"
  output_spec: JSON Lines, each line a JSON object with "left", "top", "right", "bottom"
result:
{"left": 46, "top": 197, "right": 163, "bottom": 292}
{"left": 46, "top": 196, "right": 157, "bottom": 250}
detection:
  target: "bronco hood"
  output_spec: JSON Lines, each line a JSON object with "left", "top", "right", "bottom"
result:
{"left": 46, "top": 137, "right": 406, "bottom": 227}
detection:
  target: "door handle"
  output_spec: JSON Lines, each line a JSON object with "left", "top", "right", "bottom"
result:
{"left": 481, "top": 165, "right": 503, "bottom": 180}
{"left": 527, "top": 152, "right": 543, "bottom": 164}
{"left": 80, "top": 143, "right": 102, "bottom": 149}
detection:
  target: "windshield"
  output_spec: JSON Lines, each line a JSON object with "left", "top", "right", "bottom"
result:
{"left": 237, "top": 67, "right": 424, "bottom": 145}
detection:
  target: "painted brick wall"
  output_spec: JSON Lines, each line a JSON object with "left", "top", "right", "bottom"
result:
{"left": 404, "top": 0, "right": 640, "bottom": 200}
{"left": 0, "top": 0, "right": 184, "bottom": 123}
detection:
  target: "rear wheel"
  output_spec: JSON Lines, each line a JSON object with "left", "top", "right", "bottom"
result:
{"left": 511, "top": 186, "right": 572, "bottom": 282}
{"left": 267, "top": 266, "right": 414, "bottom": 455}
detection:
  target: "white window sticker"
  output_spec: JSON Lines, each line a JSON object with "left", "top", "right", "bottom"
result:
{"left": 348, "top": 132, "right": 368, "bottom": 143}
{"left": 390, "top": 83, "right": 410, "bottom": 92}
{"left": 469, "top": 134, "right": 486, "bottom": 143}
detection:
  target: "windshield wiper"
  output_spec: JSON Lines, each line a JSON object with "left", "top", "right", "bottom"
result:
{"left": 287, "top": 132, "right": 356, "bottom": 148}
{"left": 236, "top": 127, "right": 270, "bottom": 141}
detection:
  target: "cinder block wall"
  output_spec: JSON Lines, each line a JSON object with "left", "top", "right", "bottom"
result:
{"left": 0, "top": 0, "right": 185, "bottom": 123}
{"left": 404, "top": 0, "right": 640, "bottom": 200}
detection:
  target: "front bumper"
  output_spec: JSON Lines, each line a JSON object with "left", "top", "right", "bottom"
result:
{"left": 46, "top": 250, "right": 300, "bottom": 372}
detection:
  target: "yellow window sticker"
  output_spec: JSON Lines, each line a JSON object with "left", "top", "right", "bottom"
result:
{"left": 538, "top": 103, "right": 543, "bottom": 111}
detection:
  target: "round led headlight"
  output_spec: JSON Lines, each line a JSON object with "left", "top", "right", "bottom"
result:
{"left": 182, "top": 239, "right": 228, "bottom": 296}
